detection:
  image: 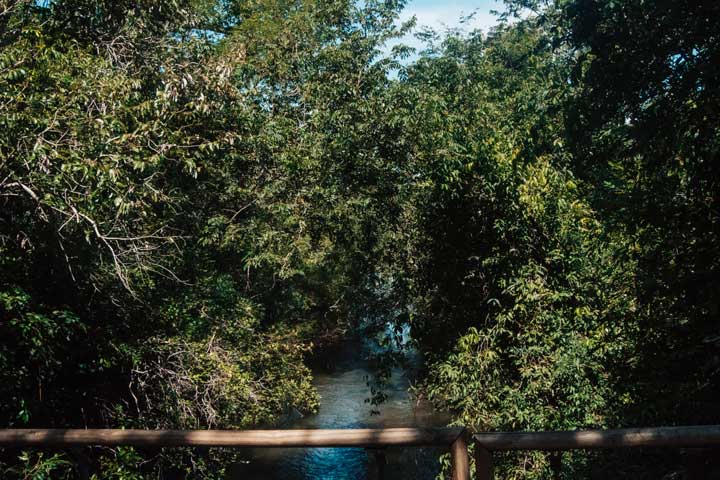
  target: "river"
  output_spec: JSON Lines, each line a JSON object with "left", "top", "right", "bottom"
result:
{"left": 229, "top": 327, "right": 449, "bottom": 479}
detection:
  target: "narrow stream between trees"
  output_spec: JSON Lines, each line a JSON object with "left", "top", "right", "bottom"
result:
{"left": 229, "top": 327, "right": 449, "bottom": 479}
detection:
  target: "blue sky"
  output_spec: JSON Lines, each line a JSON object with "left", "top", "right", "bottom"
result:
{"left": 398, "top": 0, "right": 505, "bottom": 33}
{"left": 384, "top": 0, "right": 507, "bottom": 63}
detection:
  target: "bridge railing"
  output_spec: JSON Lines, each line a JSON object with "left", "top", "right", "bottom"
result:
{"left": 0, "top": 427, "right": 472, "bottom": 479}
{"left": 473, "top": 425, "right": 720, "bottom": 480}
{"left": 2, "top": 425, "right": 720, "bottom": 479}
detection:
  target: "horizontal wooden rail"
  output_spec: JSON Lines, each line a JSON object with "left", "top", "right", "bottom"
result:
{"left": 0, "top": 427, "right": 471, "bottom": 480}
{"left": 472, "top": 425, "right": 720, "bottom": 480}
{"left": 10, "top": 426, "right": 716, "bottom": 480}
{"left": 0, "top": 427, "right": 464, "bottom": 449}
{"left": 473, "top": 425, "right": 720, "bottom": 451}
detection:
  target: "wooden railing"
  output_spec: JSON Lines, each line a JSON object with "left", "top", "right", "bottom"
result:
{"left": 0, "top": 427, "right": 471, "bottom": 479}
{"left": 1, "top": 425, "right": 719, "bottom": 479}
{"left": 473, "top": 425, "right": 720, "bottom": 480}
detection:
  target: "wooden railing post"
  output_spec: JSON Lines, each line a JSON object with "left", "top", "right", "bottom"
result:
{"left": 451, "top": 430, "right": 470, "bottom": 480}
{"left": 474, "top": 442, "right": 494, "bottom": 480}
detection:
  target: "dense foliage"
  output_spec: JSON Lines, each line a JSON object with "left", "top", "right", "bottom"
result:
{"left": 1, "top": 0, "right": 407, "bottom": 476}
{"left": 1, "top": 0, "right": 718, "bottom": 478}
{"left": 382, "top": 1, "right": 720, "bottom": 477}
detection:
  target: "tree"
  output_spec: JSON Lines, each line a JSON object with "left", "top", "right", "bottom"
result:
{"left": 1, "top": 0, "right": 409, "bottom": 476}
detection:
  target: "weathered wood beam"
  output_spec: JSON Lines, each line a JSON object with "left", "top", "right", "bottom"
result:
{"left": 474, "top": 443, "right": 494, "bottom": 480}
{"left": 451, "top": 431, "right": 470, "bottom": 480}
{"left": 473, "top": 425, "right": 720, "bottom": 451}
{"left": 0, "top": 427, "right": 464, "bottom": 448}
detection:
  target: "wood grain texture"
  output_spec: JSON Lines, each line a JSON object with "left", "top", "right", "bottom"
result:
{"left": 473, "top": 425, "right": 720, "bottom": 451}
{"left": 451, "top": 433, "right": 470, "bottom": 480}
{"left": 474, "top": 443, "right": 494, "bottom": 480}
{"left": 0, "top": 427, "right": 463, "bottom": 448}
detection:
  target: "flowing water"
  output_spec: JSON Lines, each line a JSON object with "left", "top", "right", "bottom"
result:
{"left": 229, "top": 329, "right": 449, "bottom": 479}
